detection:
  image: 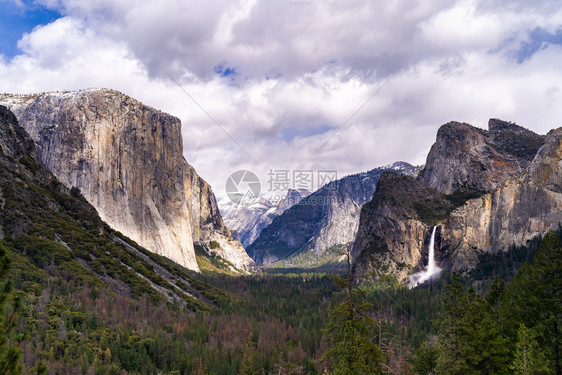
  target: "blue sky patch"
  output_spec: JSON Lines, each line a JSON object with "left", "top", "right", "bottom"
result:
{"left": 0, "top": 1, "right": 62, "bottom": 58}
{"left": 214, "top": 64, "right": 239, "bottom": 78}
{"left": 516, "top": 27, "right": 562, "bottom": 63}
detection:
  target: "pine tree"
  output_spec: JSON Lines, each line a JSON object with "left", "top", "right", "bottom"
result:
{"left": 505, "top": 232, "right": 562, "bottom": 374}
{"left": 531, "top": 232, "right": 562, "bottom": 375}
{"left": 239, "top": 342, "right": 259, "bottom": 375}
{"left": 511, "top": 324, "right": 551, "bottom": 375}
{"left": 410, "top": 339, "right": 439, "bottom": 375}
{"left": 486, "top": 275, "right": 506, "bottom": 326}
{"left": 437, "top": 273, "right": 511, "bottom": 374}
{"left": 0, "top": 242, "right": 22, "bottom": 375}
{"left": 503, "top": 262, "right": 537, "bottom": 335}
{"left": 435, "top": 273, "right": 466, "bottom": 374}
{"left": 467, "top": 288, "right": 511, "bottom": 374}
{"left": 473, "top": 278, "right": 512, "bottom": 374}
{"left": 322, "top": 246, "right": 384, "bottom": 375}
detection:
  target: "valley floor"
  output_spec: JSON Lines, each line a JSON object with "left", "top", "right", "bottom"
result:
{"left": 1, "top": 227, "right": 559, "bottom": 374}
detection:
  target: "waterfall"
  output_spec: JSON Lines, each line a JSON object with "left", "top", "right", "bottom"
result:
{"left": 409, "top": 226, "right": 441, "bottom": 287}
{"left": 426, "top": 226, "right": 438, "bottom": 276}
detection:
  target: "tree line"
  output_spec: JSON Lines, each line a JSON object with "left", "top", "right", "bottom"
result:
{"left": 0, "top": 228, "right": 560, "bottom": 374}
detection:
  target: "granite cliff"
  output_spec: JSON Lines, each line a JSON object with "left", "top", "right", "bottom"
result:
{"left": 247, "top": 162, "right": 417, "bottom": 266}
{"left": 442, "top": 126, "right": 562, "bottom": 272}
{"left": 418, "top": 119, "right": 545, "bottom": 194}
{"left": 351, "top": 172, "right": 454, "bottom": 280}
{"left": 0, "top": 89, "right": 254, "bottom": 272}
{"left": 0, "top": 104, "right": 224, "bottom": 308}
{"left": 352, "top": 120, "right": 560, "bottom": 282}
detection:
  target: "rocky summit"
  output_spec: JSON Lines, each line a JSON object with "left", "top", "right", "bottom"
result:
{"left": 417, "top": 119, "right": 545, "bottom": 194}
{"left": 0, "top": 89, "right": 254, "bottom": 272}
{"left": 352, "top": 119, "right": 561, "bottom": 282}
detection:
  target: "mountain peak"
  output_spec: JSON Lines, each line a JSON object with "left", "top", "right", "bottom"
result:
{"left": 247, "top": 162, "right": 418, "bottom": 266}
{"left": 418, "top": 119, "right": 544, "bottom": 194}
{"left": 221, "top": 188, "right": 311, "bottom": 249}
{"left": 488, "top": 118, "right": 532, "bottom": 134}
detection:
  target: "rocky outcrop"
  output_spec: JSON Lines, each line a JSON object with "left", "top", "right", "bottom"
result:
{"left": 442, "top": 127, "right": 562, "bottom": 272}
{"left": 184, "top": 163, "right": 228, "bottom": 242}
{"left": 0, "top": 89, "right": 254, "bottom": 272}
{"left": 352, "top": 120, "right": 560, "bottom": 282}
{"left": 351, "top": 172, "right": 452, "bottom": 280}
{"left": 0, "top": 105, "right": 37, "bottom": 165}
{"left": 220, "top": 188, "right": 310, "bottom": 248}
{"left": 247, "top": 162, "right": 417, "bottom": 265}
{"left": 183, "top": 163, "right": 255, "bottom": 271}
{"left": 418, "top": 119, "right": 545, "bottom": 194}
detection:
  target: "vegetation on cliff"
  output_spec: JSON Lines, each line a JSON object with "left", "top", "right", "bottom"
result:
{"left": 372, "top": 172, "right": 486, "bottom": 226}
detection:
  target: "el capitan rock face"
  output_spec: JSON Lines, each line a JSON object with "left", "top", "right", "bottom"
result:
{"left": 0, "top": 89, "right": 254, "bottom": 272}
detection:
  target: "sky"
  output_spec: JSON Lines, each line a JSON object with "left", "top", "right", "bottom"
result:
{"left": 0, "top": 0, "right": 561, "bottom": 200}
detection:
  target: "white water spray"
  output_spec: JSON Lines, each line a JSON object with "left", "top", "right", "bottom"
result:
{"left": 409, "top": 226, "right": 441, "bottom": 287}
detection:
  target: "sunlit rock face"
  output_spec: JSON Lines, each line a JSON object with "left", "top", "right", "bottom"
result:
{"left": 0, "top": 89, "right": 254, "bottom": 272}
{"left": 352, "top": 120, "right": 560, "bottom": 282}
{"left": 418, "top": 119, "right": 545, "bottom": 194}
{"left": 184, "top": 162, "right": 255, "bottom": 271}
{"left": 442, "top": 127, "right": 562, "bottom": 272}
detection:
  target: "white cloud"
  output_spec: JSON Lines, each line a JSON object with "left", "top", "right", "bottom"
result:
{"left": 0, "top": 0, "right": 26, "bottom": 9}
{"left": 1, "top": 0, "right": 561, "bottom": 199}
